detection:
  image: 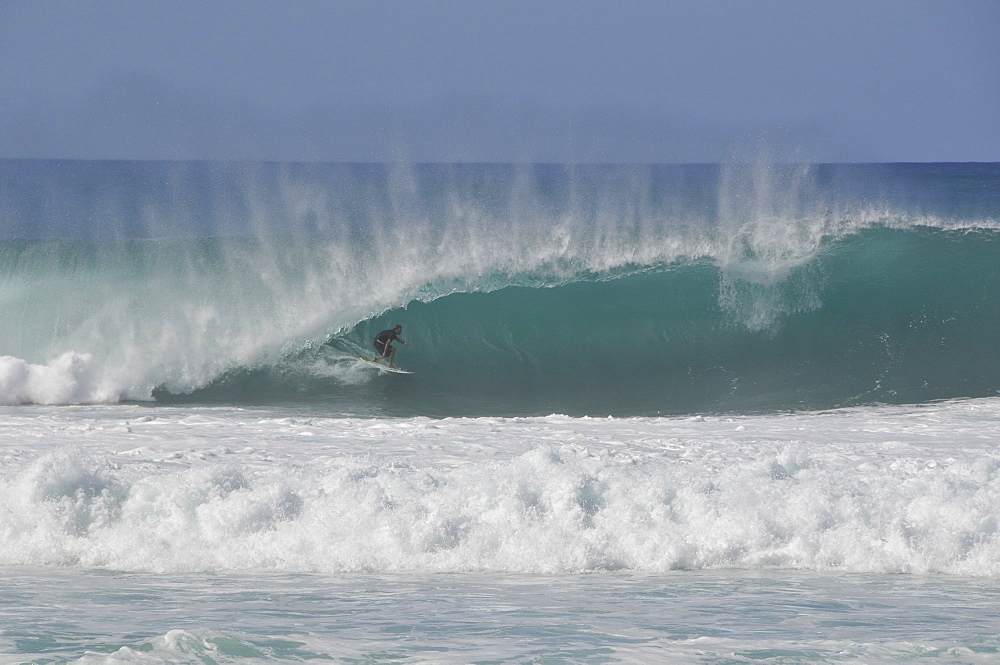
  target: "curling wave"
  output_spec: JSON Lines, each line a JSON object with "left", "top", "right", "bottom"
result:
{"left": 0, "top": 160, "right": 997, "bottom": 414}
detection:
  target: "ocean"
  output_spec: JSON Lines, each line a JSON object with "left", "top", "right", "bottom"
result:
{"left": 1, "top": 159, "right": 999, "bottom": 663}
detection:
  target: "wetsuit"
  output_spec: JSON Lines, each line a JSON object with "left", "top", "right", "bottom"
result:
{"left": 374, "top": 328, "right": 399, "bottom": 358}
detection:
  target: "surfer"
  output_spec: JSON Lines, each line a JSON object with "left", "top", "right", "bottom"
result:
{"left": 373, "top": 325, "right": 410, "bottom": 368}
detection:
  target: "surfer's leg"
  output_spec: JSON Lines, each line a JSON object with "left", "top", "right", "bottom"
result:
{"left": 386, "top": 345, "right": 397, "bottom": 367}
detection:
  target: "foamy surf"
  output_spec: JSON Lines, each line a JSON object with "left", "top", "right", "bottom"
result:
{"left": 0, "top": 352, "right": 112, "bottom": 405}
{"left": 3, "top": 398, "right": 999, "bottom": 576}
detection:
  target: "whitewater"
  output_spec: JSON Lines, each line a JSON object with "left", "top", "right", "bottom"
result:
{"left": 1, "top": 160, "right": 999, "bottom": 663}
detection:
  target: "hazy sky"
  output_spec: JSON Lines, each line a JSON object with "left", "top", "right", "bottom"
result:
{"left": 1, "top": 0, "right": 997, "bottom": 162}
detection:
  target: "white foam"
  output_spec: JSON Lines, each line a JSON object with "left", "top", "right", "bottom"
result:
{"left": 0, "top": 352, "right": 117, "bottom": 405}
{"left": 2, "top": 398, "right": 999, "bottom": 576}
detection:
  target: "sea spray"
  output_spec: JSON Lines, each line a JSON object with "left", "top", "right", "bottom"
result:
{"left": 0, "top": 351, "right": 106, "bottom": 405}
{"left": 714, "top": 160, "right": 831, "bottom": 332}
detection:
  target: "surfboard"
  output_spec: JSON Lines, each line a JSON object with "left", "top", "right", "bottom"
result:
{"left": 359, "top": 357, "right": 414, "bottom": 374}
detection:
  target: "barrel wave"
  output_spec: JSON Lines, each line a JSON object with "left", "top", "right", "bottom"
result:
{"left": 328, "top": 227, "right": 1000, "bottom": 416}
{"left": 1, "top": 160, "right": 998, "bottom": 415}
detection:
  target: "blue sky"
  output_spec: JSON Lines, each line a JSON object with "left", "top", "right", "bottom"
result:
{"left": 1, "top": 0, "right": 997, "bottom": 162}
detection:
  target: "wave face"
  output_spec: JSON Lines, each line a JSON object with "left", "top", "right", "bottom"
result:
{"left": 1, "top": 160, "right": 999, "bottom": 415}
